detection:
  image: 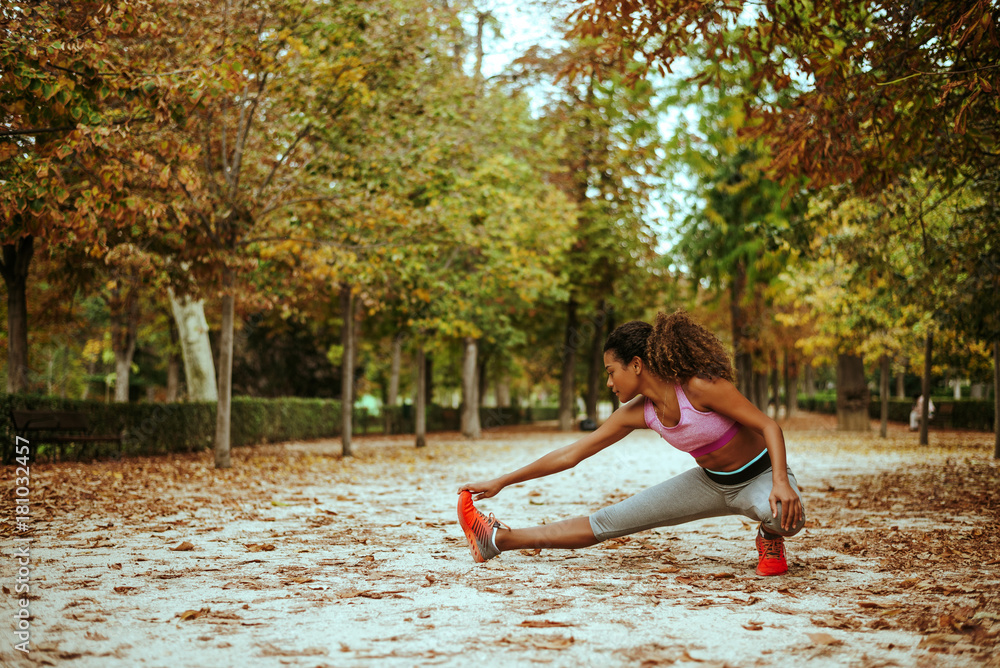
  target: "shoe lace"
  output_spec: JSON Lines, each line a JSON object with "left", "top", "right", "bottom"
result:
{"left": 486, "top": 513, "right": 511, "bottom": 532}
{"left": 760, "top": 535, "right": 785, "bottom": 560}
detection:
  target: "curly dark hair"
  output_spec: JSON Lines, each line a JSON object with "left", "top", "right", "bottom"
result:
{"left": 646, "top": 311, "right": 734, "bottom": 383}
{"left": 603, "top": 320, "right": 653, "bottom": 368}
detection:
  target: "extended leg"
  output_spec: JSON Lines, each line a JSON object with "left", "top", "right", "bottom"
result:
{"left": 494, "top": 516, "right": 597, "bottom": 551}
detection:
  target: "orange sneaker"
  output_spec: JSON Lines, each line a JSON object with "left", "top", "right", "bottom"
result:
{"left": 755, "top": 527, "right": 788, "bottom": 576}
{"left": 457, "top": 491, "right": 508, "bottom": 563}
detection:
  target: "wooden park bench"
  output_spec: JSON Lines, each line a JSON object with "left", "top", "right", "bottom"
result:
{"left": 7, "top": 410, "right": 123, "bottom": 463}
{"left": 933, "top": 402, "right": 953, "bottom": 428}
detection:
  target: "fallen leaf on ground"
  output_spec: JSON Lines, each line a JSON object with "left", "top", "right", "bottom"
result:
{"left": 519, "top": 620, "right": 574, "bottom": 628}
{"left": 919, "top": 634, "right": 965, "bottom": 646}
{"left": 177, "top": 608, "right": 210, "bottom": 621}
{"left": 170, "top": 541, "right": 195, "bottom": 551}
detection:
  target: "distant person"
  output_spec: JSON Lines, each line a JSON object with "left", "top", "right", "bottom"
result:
{"left": 909, "top": 394, "right": 935, "bottom": 431}
{"left": 457, "top": 311, "right": 806, "bottom": 576}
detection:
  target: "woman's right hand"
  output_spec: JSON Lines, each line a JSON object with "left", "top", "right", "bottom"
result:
{"left": 458, "top": 477, "right": 505, "bottom": 501}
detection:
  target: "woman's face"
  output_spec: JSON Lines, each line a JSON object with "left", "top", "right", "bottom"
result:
{"left": 604, "top": 350, "right": 640, "bottom": 402}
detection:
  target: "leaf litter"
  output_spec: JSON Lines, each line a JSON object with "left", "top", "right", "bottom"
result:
{"left": 0, "top": 416, "right": 997, "bottom": 666}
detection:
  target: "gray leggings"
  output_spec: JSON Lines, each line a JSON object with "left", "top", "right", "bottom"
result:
{"left": 589, "top": 466, "right": 805, "bottom": 541}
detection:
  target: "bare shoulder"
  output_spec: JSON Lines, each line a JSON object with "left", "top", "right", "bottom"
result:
{"left": 684, "top": 375, "right": 738, "bottom": 410}
{"left": 609, "top": 395, "right": 648, "bottom": 430}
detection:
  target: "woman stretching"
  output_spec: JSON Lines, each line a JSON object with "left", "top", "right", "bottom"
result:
{"left": 457, "top": 311, "right": 805, "bottom": 576}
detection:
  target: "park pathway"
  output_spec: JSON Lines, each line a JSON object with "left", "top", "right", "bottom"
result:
{"left": 1, "top": 414, "right": 998, "bottom": 667}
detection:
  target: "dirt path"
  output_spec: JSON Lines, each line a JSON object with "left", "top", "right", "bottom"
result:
{"left": 2, "top": 414, "right": 998, "bottom": 667}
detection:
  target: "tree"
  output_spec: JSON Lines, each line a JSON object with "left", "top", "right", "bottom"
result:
{"left": 101, "top": 244, "right": 158, "bottom": 402}
{"left": 574, "top": 1, "right": 999, "bottom": 192}
{"left": 139, "top": 0, "right": 385, "bottom": 466}
{"left": 939, "top": 178, "right": 1000, "bottom": 455}
{"left": 516, "top": 40, "right": 665, "bottom": 430}
{"left": 1, "top": 1, "right": 167, "bottom": 392}
{"left": 663, "top": 53, "right": 806, "bottom": 409}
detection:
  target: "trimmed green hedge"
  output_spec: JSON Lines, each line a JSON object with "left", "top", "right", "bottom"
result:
{"left": 867, "top": 398, "right": 996, "bottom": 431}
{"left": 797, "top": 395, "right": 995, "bottom": 431}
{"left": 798, "top": 396, "right": 837, "bottom": 415}
{"left": 1, "top": 394, "right": 563, "bottom": 462}
{"left": 381, "top": 405, "right": 539, "bottom": 434}
{"left": 1, "top": 394, "right": 357, "bottom": 460}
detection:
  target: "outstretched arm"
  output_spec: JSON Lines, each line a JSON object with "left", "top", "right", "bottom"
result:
{"left": 458, "top": 398, "right": 646, "bottom": 501}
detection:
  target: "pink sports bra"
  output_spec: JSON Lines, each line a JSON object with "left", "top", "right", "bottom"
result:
{"left": 644, "top": 384, "right": 741, "bottom": 458}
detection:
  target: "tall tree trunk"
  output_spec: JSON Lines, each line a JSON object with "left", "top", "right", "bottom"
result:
{"left": 896, "top": 367, "right": 906, "bottom": 398}
{"left": 804, "top": 363, "right": 816, "bottom": 396}
{"left": 753, "top": 364, "right": 767, "bottom": 413}
{"left": 769, "top": 350, "right": 779, "bottom": 417}
{"left": 214, "top": 293, "right": 235, "bottom": 469}
{"left": 111, "top": 277, "right": 140, "bottom": 403}
{"left": 585, "top": 302, "right": 607, "bottom": 423}
{"left": 166, "top": 317, "right": 181, "bottom": 403}
{"left": 836, "top": 352, "right": 869, "bottom": 431}
{"left": 993, "top": 339, "right": 999, "bottom": 460}
{"left": 920, "top": 332, "right": 932, "bottom": 446}
{"left": 81, "top": 360, "right": 95, "bottom": 400}
{"left": 784, "top": 348, "right": 798, "bottom": 417}
{"left": 341, "top": 284, "right": 355, "bottom": 457}
{"left": 559, "top": 298, "right": 579, "bottom": 431}
{"left": 496, "top": 369, "right": 510, "bottom": 408}
{"left": 879, "top": 353, "right": 890, "bottom": 438}
{"left": 424, "top": 354, "right": 433, "bottom": 407}
{"left": 415, "top": 345, "right": 427, "bottom": 448}
{"left": 114, "top": 351, "right": 135, "bottom": 403}
{"left": 1, "top": 236, "right": 34, "bottom": 393}
{"left": 730, "top": 261, "right": 753, "bottom": 400}
{"left": 166, "top": 355, "right": 180, "bottom": 402}
{"left": 461, "top": 336, "right": 481, "bottom": 439}
{"left": 168, "top": 289, "right": 218, "bottom": 401}
{"left": 388, "top": 333, "right": 403, "bottom": 408}
{"left": 385, "top": 333, "right": 403, "bottom": 435}
{"left": 478, "top": 355, "right": 488, "bottom": 410}
{"left": 607, "top": 310, "right": 619, "bottom": 412}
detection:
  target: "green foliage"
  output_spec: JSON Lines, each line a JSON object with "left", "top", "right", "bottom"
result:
{"left": 0, "top": 0, "right": 180, "bottom": 334}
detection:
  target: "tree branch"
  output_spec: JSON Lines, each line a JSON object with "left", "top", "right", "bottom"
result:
{"left": 256, "top": 122, "right": 312, "bottom": 199}
{"left": 230, "top": 72, "right": 269, "bottom": 198}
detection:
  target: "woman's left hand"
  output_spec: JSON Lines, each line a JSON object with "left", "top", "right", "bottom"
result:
{"left": 769, "top": 481, "right": 803, "bottom": 533}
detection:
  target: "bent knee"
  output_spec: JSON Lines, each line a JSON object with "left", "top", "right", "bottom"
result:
{"left": 759, "top": 512, "right": 805, "bottom": 537}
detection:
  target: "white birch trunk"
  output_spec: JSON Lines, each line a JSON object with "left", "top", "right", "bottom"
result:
{"left": 114, "top": 352, "right": 133, "bottom": 402}
{"left": 168, "top": 289, "right": 218, "bottom": 402}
